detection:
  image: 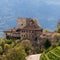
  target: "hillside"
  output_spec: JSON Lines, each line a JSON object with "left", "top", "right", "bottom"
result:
{"left": 40, "top": 46, "right": 60, "bottom": 60}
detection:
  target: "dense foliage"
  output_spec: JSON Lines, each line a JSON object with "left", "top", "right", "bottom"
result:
{"left": 43, "top": 39, "right": 51, "bottom": 49}
{"left": 0, "top": 39, "right": 27, "bottom": 60}
{"left": 0, "top": 39, "right": 41, "bottom": 60}
{"left": 55, "top": 20, "right": 60, "bottom": 33}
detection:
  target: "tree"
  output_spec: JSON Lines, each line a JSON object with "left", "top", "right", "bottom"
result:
{"left": 0, "top": 39, "right": 4, "bottom": 46}
{"left": 43, "top": 39, "right": 51, "bottom": 49}
{"left": 55, "top": 20, "right": 60, "bottom": 33}
{"left": 20, "top": 40, "right": 32, "bottom": 55}
{"left": 4, "top": 44, "right": 10, "bottom": 52}
{"left": 51, "top": 33, "right": 60, "bottom": 46}
{"left": 5, "top": 46, "right": 26, "bottom": 60}
{"left": 0, "top": 46, "right": 3, "bottom": 54}
{"left": 52, "top": 33, "right": 60, "bottom": 42}
{"left": 1, "top": 42, "right": 5, "bottom": 52}
{"left": 43, "top": 29, "right": 49, "bottom": 33}
{"left": 5, "top": 39, "right": 12, "bottom": 44}
{"left": 57, "top": 20, "right": 60, "bottom": 28}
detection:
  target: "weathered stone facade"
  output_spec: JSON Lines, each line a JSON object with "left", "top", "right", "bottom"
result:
{"left": 4, "top": 18, "right": 60, "bottom": 47}
{"left": 4, "top": 18, "right": 43, "bottom": 42}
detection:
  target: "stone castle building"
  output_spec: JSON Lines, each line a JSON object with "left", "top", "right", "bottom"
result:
{"left": 4, "top": 18, "right": 59, "bottom": 47}
{"left": 4, "top": 18, "right": 43, "bottom": 42}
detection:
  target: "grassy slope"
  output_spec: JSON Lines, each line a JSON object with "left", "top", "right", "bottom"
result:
{"left": 40, "top": 46, "right": 60, "bottom": 60}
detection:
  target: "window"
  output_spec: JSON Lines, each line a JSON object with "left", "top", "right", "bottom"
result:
{"left": 24, "top": 35, "right": 25, "bottom": 37}
{"left": 34, "top": 37, "right": 38, "bottom": 41}
{"left": 22, "top": 30, "right": 25, "bottom": 33}
{"left": 31, "top": 31, "right": 33, "bottom": 33}
{"left": 21, "top": 24, "right": 23, "bottom": 26}
{"left": 30, "top": 20, "right": 34, "bottom": 25}
{"left": 43, "top": 34, "right": 46, "bottom": 36}
{"left": 22, "top": 31, "right": 23, "bottom": 32}
{"left": 16, "top": 29, "right": 21, "bottom": 32}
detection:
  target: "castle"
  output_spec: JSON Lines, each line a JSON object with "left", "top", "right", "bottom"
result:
{"left": 4, "top": 18, "right": 43, "bottom": 42}
{"left": 4, "top": 18, "right": 59, "bottom": 47}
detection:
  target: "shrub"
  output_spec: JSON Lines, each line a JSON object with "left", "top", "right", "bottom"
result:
{"left": 0, "top": 46, "right": 3, "bottom": 54}
{"left": 4, "top": 44, "right": 10, "bottom": 51}
{"left": 6, "top": 39, "right": 12, "bottom": 44}
{"left": 43, "top": 39, "right": 51, "bottom": 49}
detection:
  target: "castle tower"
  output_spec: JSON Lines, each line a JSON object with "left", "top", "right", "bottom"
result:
{"left": 17, "top": 18, "right": 36, "bottom": 28}
{"left": 17, "top": 18, "right": 27, "bottom": 28}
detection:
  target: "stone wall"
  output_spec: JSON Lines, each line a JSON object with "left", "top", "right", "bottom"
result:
{"left": 17, "top": 18, "right": 27, "bottom": 28}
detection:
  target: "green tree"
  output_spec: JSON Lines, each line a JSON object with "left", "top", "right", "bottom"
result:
{"left": 0, "top": 46, "right": 3, "bottom": 54}
{"left": 43, "top": 29, "right": 49, "bottom": 33}
{"left": 4, "top": 44, "right": 10, "bottom": 52}
{"left": 51, "top": 33, "right": 60, "bottom": 46}
{"left": 0, "top": 39, "right": 4, "bottom": 46}
{"left": 6, "top": 46, "right": 26, "bottom": 60}
{"left": 43, "top": 39, "right": 51, "bottom": 49}
{"left": 55, "top": 20, "right": 60, "bottom": 33}
{"left": 5, "top": 39, "right": 12, "bottom": 44}
{"left": 1, "top": 42, "right": 5, "bottom": 52}
{"left": 20, "top": 40, "right": 32, "bottom": 55}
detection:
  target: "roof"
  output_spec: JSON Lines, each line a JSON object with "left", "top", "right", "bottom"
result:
{"left": 4, "top": 18, "right": 42, "bottom": 32}
{"left": 40, "top": 32, "right": 54, "bottom": 39}
{"left": 4, "top": 26, "right": 42, "bottom": 32}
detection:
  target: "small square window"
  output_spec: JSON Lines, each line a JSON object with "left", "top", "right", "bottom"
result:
{"left": 21, "top": 24, "right": 23, "bottom": 26}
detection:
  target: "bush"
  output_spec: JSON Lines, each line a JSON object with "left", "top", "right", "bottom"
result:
{"left": 4, "top": 44, "right": 10, "bottom": 52}
{"left": 1, "top": 42, "right": 5, "bottom": 51}
{"left": 6, "top": 39, "right": 12, "bottom": 44}
{"left": 0, "top": 46, "right": 3, "bottom": 54}
{"left": 43, "top": 39, "right": 51, "bottom": 49}
{"left": 35, "top": 47, "right": 41, "bottom": 54}
{"left": 0, "top": 39, "right": 4, "bottom": 46}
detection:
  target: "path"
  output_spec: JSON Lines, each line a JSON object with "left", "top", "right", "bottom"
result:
{"left": 26, "top": 54, "right": 41, "bottom": 60}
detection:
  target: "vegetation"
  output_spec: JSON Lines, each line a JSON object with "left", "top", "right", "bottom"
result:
{"left": 0, "top": 33, "right": 59, "bottom": 60}
{"left": 20, "top": 40, "right": 33, "bottom": 55}
{"left": 43, "top": 29, "right": 50, "bottom": 33}
{"left": 40, "top": 46, "right": 60, "bottom": 60}
{"left": 40, "top": 20, "right": 60, "bottom": 60}
{"left": 0, "top": 20, "right": 60, "bottom": 60}
{"left": 55, "top": 20, "right": 60, "bottom": 33}
{"left": 43, "top": 39, "right": 51, "bottom": 49}
{"left": 0, "top": 39, "right": 27, "bottom": 60}
{"left": 0, "top": 39, "right": 41, "bottom": 60}
{"left": 5, "top": 46, "right": 26, "bottom": 60}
